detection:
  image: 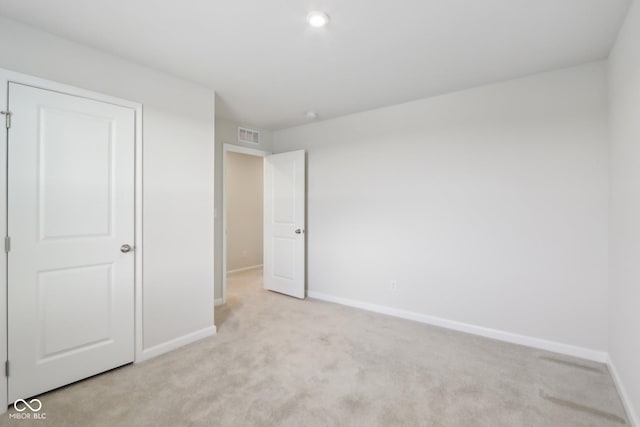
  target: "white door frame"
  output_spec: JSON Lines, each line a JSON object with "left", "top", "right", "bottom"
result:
{"left": 0, "top": 68, "right": 143, "bottom": 411}
{"left": 221, "top": 143, "right": 270, "bottom": 304}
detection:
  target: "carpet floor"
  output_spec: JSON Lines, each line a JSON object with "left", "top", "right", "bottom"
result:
{"left": 1, "top": 269, "right": 629, "bottom": 426}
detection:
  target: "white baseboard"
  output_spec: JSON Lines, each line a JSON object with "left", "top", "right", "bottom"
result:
{"left": 307, "top": 291, "right": 607, "bottom": 363}
{"left": 135, "top": 325, "right": 217, "bottom": 363}
{"left": 214, "top": 298, "right": 225, "bottom": 306}
{"left": 607, "top": 356, "right": 639, "bottom": 427}
{"left": 227, "top": 264, "right": 263, "bottom": 275}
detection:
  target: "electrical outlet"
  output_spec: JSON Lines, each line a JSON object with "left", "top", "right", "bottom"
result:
{"left": 390, "top": 280, "right": 397, "bottom": 290}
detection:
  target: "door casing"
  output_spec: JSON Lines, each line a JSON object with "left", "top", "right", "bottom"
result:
{"left": 0, "top": 68, "right": 143, "bottom": 412}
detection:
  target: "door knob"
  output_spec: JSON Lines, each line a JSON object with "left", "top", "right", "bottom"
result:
{"left": 120, "top": 244, "right": 133, "bottom": 253}
{"left": 295, "top": 229, "right": 304, "bottom": 234}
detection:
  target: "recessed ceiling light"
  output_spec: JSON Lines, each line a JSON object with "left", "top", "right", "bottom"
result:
{"left": 307, "top": 11, "right": 329, "bottom": 28}
{"left": 305, "top": 111, "right": 318, "bottom": 120}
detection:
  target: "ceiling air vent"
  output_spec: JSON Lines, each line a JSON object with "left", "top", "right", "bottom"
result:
{"left": 237, "top": 127, "right": 260, "bottom": 144}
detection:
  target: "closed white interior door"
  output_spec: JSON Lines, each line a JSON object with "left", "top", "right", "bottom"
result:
{"left": 7, "top": 83, "right": 135, "bottom": 402}
{"left": 263, "top": 150, "right": 306, "bottom": 299}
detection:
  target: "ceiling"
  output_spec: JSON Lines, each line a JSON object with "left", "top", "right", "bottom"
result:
{"left": 0, "top": 0, "right": 631, "bottom": 130}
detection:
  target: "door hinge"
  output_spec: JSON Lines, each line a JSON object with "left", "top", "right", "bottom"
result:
{"left": 5, "top": 236, "right": 10, "bottom": 253}
{"left": 5, "top": 360, "right": 8, "bottom": 377}
{"left": 1, "top": 111, "right": 11, "bottom": 129}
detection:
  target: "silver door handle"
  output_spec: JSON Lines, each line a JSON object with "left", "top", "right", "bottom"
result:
{"left": 295, "top": 229, "right": 304, "bottom": 234}
{"left": 120, "top": 244, "right": 133, "bottom": 253}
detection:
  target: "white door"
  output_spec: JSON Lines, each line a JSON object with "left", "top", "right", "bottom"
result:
{"left": 7, "top": 83, "right": 135, "bottom": 402}
{"left": 263, "top": 150, "right": 306, "bottom": 299}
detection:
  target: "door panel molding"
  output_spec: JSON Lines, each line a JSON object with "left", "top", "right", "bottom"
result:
{"left": 0, "top": 68, "right": 143, "bottom": 412}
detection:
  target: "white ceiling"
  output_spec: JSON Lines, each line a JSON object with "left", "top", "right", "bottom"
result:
{"left": 0, "top": 0, "right": 631, "bottom": 129}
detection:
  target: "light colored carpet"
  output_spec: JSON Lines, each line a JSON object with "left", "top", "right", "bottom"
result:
{"left": 1, "top": 269, "right": 629, "bottom": 426}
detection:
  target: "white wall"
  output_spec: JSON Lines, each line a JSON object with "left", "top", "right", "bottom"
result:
{"left": 0, "top": 17, "right": 216, "bottom": 355}
{"left": 214, "top": 118, "right": 272, "bottom": 299}
{"left": 274, "top": 62, "right": 610, "bottom": 356}
{"left": 225, "top": 152, "right": 263, "bottom": 271}
{"left": 608, "top": 0, "right": 640, "bottom": 423}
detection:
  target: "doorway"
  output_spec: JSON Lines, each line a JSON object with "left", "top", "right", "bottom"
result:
{"left": 222, "top": 145, "right": 307, "bottom": 304}
{"left": 222, "top": 145, "right": 269, "bottom": 304}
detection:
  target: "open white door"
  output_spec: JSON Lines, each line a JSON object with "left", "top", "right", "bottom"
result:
{"left": 263, "top": 150, "right": 306, "bottom": 299}
{"left": 7, "top": 83, "right": 135, "bottom": 402}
